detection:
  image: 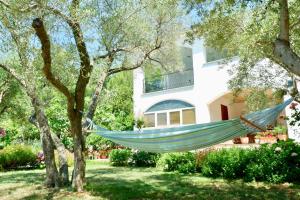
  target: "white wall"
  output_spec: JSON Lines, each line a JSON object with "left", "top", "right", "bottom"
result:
{"left": 133, "top": 39, "right": 240, "bottom": 126}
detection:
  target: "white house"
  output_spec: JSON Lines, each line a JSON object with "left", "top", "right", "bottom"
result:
{"left": 133, "top": 39, "right": 299, "bottom": 142}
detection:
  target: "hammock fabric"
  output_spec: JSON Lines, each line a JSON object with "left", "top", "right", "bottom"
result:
{"left": 89, "top": 99, "right": 293, "bottom": 153}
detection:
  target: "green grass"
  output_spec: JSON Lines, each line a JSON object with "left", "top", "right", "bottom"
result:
{"left": 0, "top": 160, "right": 299, "bottom": 200}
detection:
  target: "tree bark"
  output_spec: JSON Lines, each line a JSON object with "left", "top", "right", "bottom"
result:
{"left": 29, "top": 113, "right": 69, "bottom": 185}
{"left": 31, "top": 97, "right": 60, "bottom": 187}
{"left": 69, "top": 111, "right": 85, "bottom": 192}
{"left": 51, "top": 133, "right": 69, "bottom": 185}
{"left": 274, "top": 0, "right": 300, "bottom": 77}
{"left": 32, "top": 17, "right": 90, "bottom": 192}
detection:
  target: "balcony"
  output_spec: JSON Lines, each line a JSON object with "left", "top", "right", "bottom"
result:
{"left": 144, "top": 70, "right": 194, "bottom": 93}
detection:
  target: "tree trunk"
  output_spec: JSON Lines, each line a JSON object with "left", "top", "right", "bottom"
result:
{"left": 29, "top": 113, "right": 69, "bottom": 185}
{"left": 31, "top": 98, "right": 60, "bottom": 188}
{"left": 274, "top": 0, "right": 300, "bottom": 77}
{"left": 51, "top": 133, "right": 69, "bottom": 185}
{"left": 70, "top": 112, "right": 86, "bottom": 192}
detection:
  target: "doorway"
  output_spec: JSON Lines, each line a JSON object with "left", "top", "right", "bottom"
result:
{"left": 221, "top": 104, "right": 229, "bottom": 120}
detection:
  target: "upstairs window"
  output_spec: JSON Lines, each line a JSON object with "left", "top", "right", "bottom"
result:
{"left": 206, "top": 47, "right": 229, "bottom": 63}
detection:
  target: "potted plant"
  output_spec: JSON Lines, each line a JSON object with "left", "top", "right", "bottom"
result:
{"left": 135, "top": 118, "right": 145, "bottom": 131}
{"left": 273, "top": 126, "right": 288, "bottom": 141}
{"left": 259, "top": 131, "right": 277, "bottom": 144}
{"left": 99, "top": 150, "right": 109, "bottom": 159}
{"left": 254, "top": 134, "right": 261, "bottom": 144}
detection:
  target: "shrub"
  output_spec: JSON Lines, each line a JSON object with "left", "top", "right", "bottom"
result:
{"left": 200, "top": 140, "right": 300, "bottom": 183}
{"left": 157, "top": 152, "right": 196, "bottom": 173}
{"left": 244, "top": 140, "right": 300, "bottom": 183}
{"left": 201, "top": 148, "right": 251, "bottom": 179}
{"left": 0, "top": 145, "right": 38, "bottom": 170}
{"left": 130, "top": 151, "right": 160, "bottom": 167}
{"left": 109, "top": 149, "right": 132, "bottom": 166}
{"left": 195, "top": 149, "right": 214, "bottom": 171}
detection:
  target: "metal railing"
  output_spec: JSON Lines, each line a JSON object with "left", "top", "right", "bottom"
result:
{"left": 144, "top": 70, "right": 194, "bottom": 93}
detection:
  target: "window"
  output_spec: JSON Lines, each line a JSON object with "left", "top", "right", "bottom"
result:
{"left": 182, "top": 109, "right": 196, "bottom": 124}
{"left": 144, "top": 114, "right": 155, "bottom": 127}
{"left": 143, "top": 100, "right": 196, "bottom": 128}
{"left": 206, "top": 47, "right": 229, "bottom": 62}
{"left": 157, "top": 113, "right": 167, "bottom": 126}
{"left": 170, "top": 111, "right": 180, "bottom": 125}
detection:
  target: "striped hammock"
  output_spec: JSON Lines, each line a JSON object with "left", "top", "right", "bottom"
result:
{"left": 89, "top": 99, "right": 292, "bottom": 153}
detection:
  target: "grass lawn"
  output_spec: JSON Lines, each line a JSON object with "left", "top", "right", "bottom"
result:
{"left": 0, "top": 160, "right": 299, "bottom": 200}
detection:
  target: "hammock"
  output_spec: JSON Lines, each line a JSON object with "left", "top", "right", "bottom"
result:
{"left": 89, "top": 99, "right": 293, "bottom": 153}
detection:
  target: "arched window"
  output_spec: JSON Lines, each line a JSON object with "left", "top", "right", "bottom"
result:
{"left": 143, "top": 100, "right": 196, "bottom": 128}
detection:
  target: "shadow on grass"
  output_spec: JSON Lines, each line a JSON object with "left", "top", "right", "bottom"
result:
{"left": 0, "top": 164, "right": 299, "bottom": 200}
{"left": 86, "top": 168, "right": 300, "bottom": 200}
{"left": 0, "top": 171, "right": 45, "bottom": 185}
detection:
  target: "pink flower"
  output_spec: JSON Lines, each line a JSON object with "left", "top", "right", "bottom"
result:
{"left": 0, "top": 128, "right": 6, "bottom": 137}
{"left": 37, "top": 152, "right": 45, "bottom": 162}
{"left": 290, "top": 103, "right": 298, "bottom": 110}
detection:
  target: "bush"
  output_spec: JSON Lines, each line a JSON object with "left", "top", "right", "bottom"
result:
{"left": 195, "top": 149, "right": 214, "bottom": 171}
{"left": 200, "top": 140, "right": 300, "bottom": 183}
{"left": 157, "top": 152, "right": 196, "bottom": 173}
{"left": 244, "top": 140, "right": 300, "bottom": 183}
{"left": 201, "top": 148, "right": 251, "bottom": 179}
{"left": 0, "top": 145, "right": 38, "bottom": 170}
{"left": 109, "top": 149, "right": 132, "bottom": 166}
{"left": 130, "top": 151, "right": 160, "bottom": 167}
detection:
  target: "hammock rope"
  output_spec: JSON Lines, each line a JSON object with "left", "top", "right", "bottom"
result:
{"left": 88, "top": 98, "right": 293, "bottom": 153}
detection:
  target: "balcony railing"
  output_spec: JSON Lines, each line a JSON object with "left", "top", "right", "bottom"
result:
{"left": 144, "top": 70, "right": 194, "bottom": 93}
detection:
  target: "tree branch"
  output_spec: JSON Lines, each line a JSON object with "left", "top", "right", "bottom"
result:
{"left": 0, "top": 0, "right": 9, "bottom": 8}
{"left": 278, "top": 0, "right": 290, "bottom": 43}
{"left": 32, "top": 18, "right": 75, "bottom": 106}
{"left": 0, "top": 63, "right": 27, "bottom": 88}
{"left": 0, "top": 105, "right": 8, "bottom": 115}
{"left": 0, "top": 0, "right": 37, "bottom": 12}
{"left": 45, "top": 5, "right": 75, "bottom": 27}
{"left": 273, "top": 0, "right": 300, "bottom": 77}
{"left": 93, "top": 48, "right": 126, "bottom": 61}
{"left": 108, "top": 43, "right": 162, "bottom": 75}
{"left": 69, "top": 0, "right": 93, "bottom": 111}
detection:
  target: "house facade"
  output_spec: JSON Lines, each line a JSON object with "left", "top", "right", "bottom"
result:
{"left": 133, "top": 39, "right": 300, "bottom": 142}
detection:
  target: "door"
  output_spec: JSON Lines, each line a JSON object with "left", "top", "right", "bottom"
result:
{"left": 221, "top": 104, "right": 229, "bottom": 120}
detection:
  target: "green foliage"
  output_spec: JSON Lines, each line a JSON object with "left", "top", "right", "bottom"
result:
{"left": 109, "top": 149, "right": 132, "bottom": 166}
{"left": 201, "top": 140, "right": 300, "bottom": 183}
{"left": 93, "top": 72, "right": 135, "bottom": 131}
{"left": 201, "top": 148, "right": 251, "bottom": 179}
{"left": 186, "top": 0, "right": 295, "bottom": 90}
{"left": 245, "top": 89, "right": 269, "bottom": 112}
{"left": 130, "top": 151, "right": 160, "bottom": 167}
{"left": 157, "top": 152, "right": 197, "bottom": 173}
{"left": 244, "top": 141, "right": 300, "bottom": 183}
{"left": 273, "top": 125, "right": 287, "bottom": 134}
{"left": 0, "top": 145, "right": 38, "bottom": 170}
{"left": 86, "top": 133, "right": 115, "bottom": 151}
